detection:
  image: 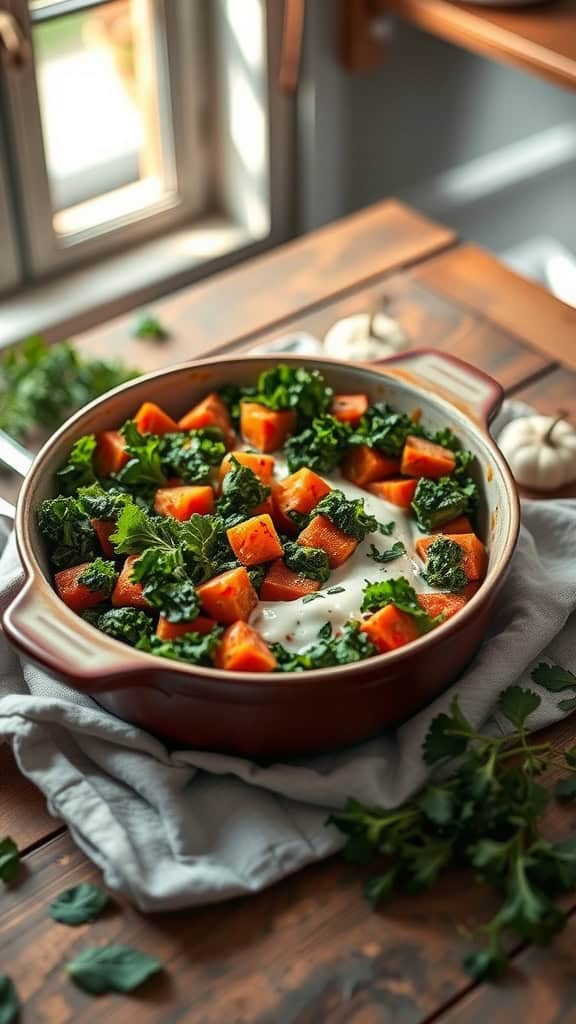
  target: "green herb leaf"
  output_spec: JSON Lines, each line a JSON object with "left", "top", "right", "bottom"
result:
{"left": 91, "top": 607, "right": 153, "bottom": 646}
{"left": 283, "top": 541, "right": 330, "bottom": 583}
{"left": 67, "top": 944, "right": 161, "bottom": 994}
{"left": 559, "top": 697, "right": 576, "bottom": 713}
{"left": 132, "top": 312, "right": 168, "bottom": 340}
{"left": 38, "top": 496, "right": 99, "bottom": 570}
{"left": 411, "top": 475, "right": 478, "bottom": 533}
{"left": 421, "top": 537, "right": 468, "bottom": 592}
{"left": 49, "top": 883, "right": 109, "bottom": 926}
{"left": 418, "top": 786, "right": 454, "bottom": 825}
{"left": 531, "top": 662, "right": 576, "bottom": 692}
{"left": 423, "top": 697, "right": 474, "bottom": 764}
{"left": 497, "top": 686, "right": 541, "bottom": 730}
{"left": 159, "top": 428, "right": 225, "bottom": 484}
{"left": 378, "top": 520, "right": 395, "bottom": 536}
{"left": 302, "top": 592, "right": 325, "bottom": 604}
{"left": 250, "top": 364, "right": 333, "bottom": 427}
{"left": 314, "top": 489, "right": 378, "bottom": 542}
{"left": 463, "top": 943, "right": 507, "bottom": 982}
{"left": 0, "top": 837, "right": 19, "bottom": 883}
{"left": 273, "top": 622, "right": 375, "bottom": 671}
{"left": 77, "top": 558, "right": 118, "bottom": 597}
{"left": 77, "top": 484, "right": 133, "bottom": 521}
{"left": 284, "top": 415, "right": 351, "bottom": 474}
{"left": 327, "top": 586, "right": 345, "bottom": 594}
{"left": 56, "top": 434, "right": 97, "bottom": 494}
{"left": 366, "top": 541, "right": 405, "bottom": 564}
{"left": 116, "top": 421, "right": 166, "bottom": 489}
{"left": 137, "top": 628, "right": 223, "bottom": 666}
{"left": 0, "top": 974, "right": 19, "bottom": 1024}
{"left": 350, "top": 402, "right": 422, "bottom": 457}
{"left": 130, "top": 548, "right": 200, "bottom": 623}
{"left": 361, "top": 576, "right": 437, "bottom": 631}
{"left": 216, "top": 456, "right": 271, "bottom": 527}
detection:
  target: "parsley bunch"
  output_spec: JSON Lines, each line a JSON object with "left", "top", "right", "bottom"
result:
{"left": 330, "top": 677, "right": 576, "bottom": 981}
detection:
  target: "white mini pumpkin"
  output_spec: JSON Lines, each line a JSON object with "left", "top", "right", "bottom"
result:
{"left": 324, "top": 312, "right": 408, "bottom": 362}
{"left": 498, "top": 414, "right": 576, "bottom": 491}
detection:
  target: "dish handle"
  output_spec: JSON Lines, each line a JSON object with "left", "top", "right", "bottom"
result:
{"left": 374, "top": 349, "right": 503, "bottom": 427}
{"left": 3, "top": 581, "right": 139, "bottom": 691}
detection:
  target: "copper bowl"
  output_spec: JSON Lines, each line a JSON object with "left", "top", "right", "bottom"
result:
{"left": 3, "top": 350, "right": 519, "bottom": 757}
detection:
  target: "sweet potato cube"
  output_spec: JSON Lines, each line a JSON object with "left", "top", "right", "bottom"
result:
{"left": 433, "top": 515, "right": 474, "bottom": 535}
{"left": 416, "top": 533, "right": 488, "bottom": 582}
{"left": 95, "top": 430, "right": 129, "bottom": 477}
{"left": 401, "top": 435, "right": 456, "bottom": 479}
{"left": 240, "top": 402, "right": 296, "bottom": 453}
{"left": 367, "top": 477, "right": 418, "bottom": 509}
{"left": 260, "top": 559, "right": 320, "bottom": 602}
{"left": 272, "top": 467, "right": 331, "bottom": 534}
{"left": 91, "top": 518, "right": 115, "bottom": 558}
{"left": 112, "top": 555, "right": 150, "bottom": 610}
{"left": 178, "top": 393, "right": 234, "bottom": 445}
{"left": 197, "top": 567, "right": 258, "bottom": 624}
{"left": 360, "top": 604, "right": 421, "bottom": 653}
{"left": 330, "top": 393, "right": 369, "bottom": 426}
{"left": 342, "top": 445, "right": 400, "bottom": 488}
{"left": 226, "top": 513, "right": 283, "bottom": 566}
{"left": 55, "top": 563, "right": 110, "bottom": 613}
{"left": 156, "top": 615, "right": 217, "bottom": 640}
{"left": 134, "top": 401, "right": 178, "bottom": 436}
{"left": 215, "top": 621, "right": 277, "bottom": 673}
{"left": 153, "top": 485, "right": 214, "bottom": 520}
{"left": 297, "top": 514, "right": 357, "bottom": 568}
{"left": 219, "top": 451, "right": 275, "bottom": 488}
{"left": 417, "top": 593, "right": 467, "bottom": 621}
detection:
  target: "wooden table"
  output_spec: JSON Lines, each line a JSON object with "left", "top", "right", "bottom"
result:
{"left": 380, "top": 0, "right": 576, "bottom": 91}
{"left": 2, "top": 199, "right": 576, "bottom": 1022}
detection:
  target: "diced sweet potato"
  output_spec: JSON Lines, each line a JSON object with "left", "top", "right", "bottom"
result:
{"left": 416, "top": 533, "right": 488, "bottom": 582}
{"left": 197, "top": 566, "right": 258, "bottom": 624}
{"left": 178, "top": 393, "right": 234, "bottom": 447}
{"left": 226, "top": 513, "right": 283, "bottom": 566}
{"left": 433, "top": 515, "right": 474, "bottom": 535}
{"left": 112, "top": 555, "right": 150, "bottom": 610}
{"left": 260, "top": 558, "right": 320, "bottom": 601}
{"left": 342, "top": 445, "right": 400, "bottom": 488}
{"left": 330, "top": 393, "right": 369, "bottom": 426}
{"left": 297, "top": 514, "right": 357, "bottom": 568}
{"left": 156, "top": 615, "right": 217, "bottom": 640}
{"left": 215, "top": 621, "right": 277, "bottom": 673}
{"left": 272, "top": 468, "right": 331, "bottom": 534}
{"left": 417, "top": 593, "right": 467, "bottom": 621}
{"left": 153, "top": 485, "right": 214, "bottom": 520}
{"left": 218, "top": 451, "right": 275, "bottom": 488}
{"left": 55, "top": 563, "right": 110, "bottom": 613}
{"left": 360, "top": 604, "right": 421, "bottom": 653}
{"left": 367, "top": 477, "right": 418, "bottom": 508}
{"left": 400, "top": 435, "right": 456, "bottom": 479}
{"left": 252, "top": 496, "right": 274, "bottom": 517}
{"left": 134, "top": 401, "right": 178, "bottom": 436}
{"left": 95, "top": 430, "right": 129, "bottom": 477}
{"left": 240, "top": 402, "right": 296, "bottom": 453}
{"left": 91, "top": 518, "right": 115, "bottom": 558}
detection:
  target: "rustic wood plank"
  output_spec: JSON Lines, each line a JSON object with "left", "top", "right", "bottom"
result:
{"left": 415, "top": 244, "right": 576, "bottom": 371}
{"left": 380, "top": 0, "right": 576, "bottom": 91}
{"left": 0, "top": 831, "right": 507, "bottom": 1024}
{"left": 0, "top": 746, "right": 63, "bottom": 850}
{"left": 75, "top": 199, "right": 456, "bottom": 369}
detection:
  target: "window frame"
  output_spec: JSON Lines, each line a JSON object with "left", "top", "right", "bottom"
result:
{"left": 3, "top": 0, "right": 209, "bottom": 277}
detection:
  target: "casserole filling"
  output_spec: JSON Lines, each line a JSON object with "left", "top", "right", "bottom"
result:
{"left": 37, "top": 364, "right": 487, "bottom": 673}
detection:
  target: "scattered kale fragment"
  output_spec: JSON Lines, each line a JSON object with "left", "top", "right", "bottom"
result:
{"left": 421, "top": 537, "right": 467, "bottom": 592}
{"left": 283, "top": 540, "right": 330, "bottom": 583}
{"left": 77, "top": 558, "right": 118, "bottom": 597}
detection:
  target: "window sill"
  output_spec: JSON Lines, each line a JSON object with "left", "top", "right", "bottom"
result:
{"left": 0, "top": 216, "right": 265, "bottom": 349}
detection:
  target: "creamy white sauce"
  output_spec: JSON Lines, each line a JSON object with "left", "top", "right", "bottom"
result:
{"left": 249, "top": 453, "right": 432, "bottom": 654}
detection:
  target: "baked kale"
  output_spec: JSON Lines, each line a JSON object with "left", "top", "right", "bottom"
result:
{"left": 361, "top": 576, "right": 438, "bottom": 630}
{"left": 216, "top": 457, "right": 271, "bottom": 527}
{"left": 411, "top": 475, "right": 478, "bottom": 532}
{"left": 137, "top": 628, "right": 223, "bottom": 666}
{"left": 422, "top": 537, "right": 468, "bottom": 592}
{"left": 90, "top": 607, "right": 153, "bottom": 646}
{"left": 115, "top": 421, "right": 166, "bottom": 490}
{"left": 158, "top": 428, "right": 226, "bottom": 484}
{"left": 251, "top": 364, "right": 333, "bottom": 427}
{"left": 77, "top": 558, "right": 118, "bottom": 596}
{"left": 218, "top": 383, "right": 255, "bottom": 426}
{"left": 130, "top": 548, "right": 200, "bottom": 623}
{"left": 56, "top": 434, "right": 97, "bottom": 495}
{"left": 77, "top": 484, "right": 133, "bottom": 521}
{"left": 37, "top": 496, "right": 99, "bottom": 569}
{"left": 285, "top": 415, "right": 351, "bottom": 474}
{"left": 350, "top": 403, "right": 421, "bottom": 457}
{"left": 110, "top": 504, "right": 225, "bottom": 586}
{"left": 272, "top": 622, "right": 376, "bottom": 672}
{"left": 283, "top": 540, "right": 330, "bottom": 583}
{"left": 366, "top": 541, "right": 406, "bottom": 564}
{"left": 313, "top": 489, "right": 378, "bottom": 542}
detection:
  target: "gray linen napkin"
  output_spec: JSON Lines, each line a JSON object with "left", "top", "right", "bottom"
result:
{"left": 1, "top": 406, "right": 575, "bottom": 911}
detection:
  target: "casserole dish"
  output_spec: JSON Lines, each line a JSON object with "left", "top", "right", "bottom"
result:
{"left": 2, "top": 349, "right": 519, "bottom": 757}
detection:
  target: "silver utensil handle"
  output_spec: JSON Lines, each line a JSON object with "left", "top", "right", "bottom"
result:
{"left": 0, "top": 429, "right": 34, "bottom": 477}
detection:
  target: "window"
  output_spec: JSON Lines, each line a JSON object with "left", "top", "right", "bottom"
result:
{"left": 0, "top": 0, "right": 289, "bottom": 324}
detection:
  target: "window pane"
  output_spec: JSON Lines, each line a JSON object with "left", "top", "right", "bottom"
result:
{"left": 30, "top": 0, "right": 175, "bottom": 238}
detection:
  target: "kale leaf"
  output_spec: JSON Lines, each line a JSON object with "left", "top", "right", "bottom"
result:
{"left": 137, "top": 628, "right": 223, "bottom": 666}
{"left": 77, "top": 484, "right": 133, "bottom": 521}
{"left": 350, "top": 402, "right": 422, "bottom": 457}
{"left": 251, "top": 364, "right": 333, "bottom": 426}
{"left": 411, "top": 475, "right": 478, "bottom": 532}
{"left": 77, "top": 558, "right": 118, "bottom": 596}
{"left": 272, "top": 622, "right": 376, "bottom": 672}
{"left": 284, "top": 415, "right": 351, "bottom": 473}
{"left": 361, "top": 576, "right": 438, "bottom": 630}
{"left": 56, "top": 434, "right": 97, "bottom": 495}
{"left": 91, "top": 607, "right": 153, "bottom": 646}
{"left": 218, "top": 383, "right": 256, "bottom": 426}
{"left": 130, "top": 548, "right": 200, "bottom": 622}
{"left": 132, "top": 312, "right": 168, "bottom": 340}
{"left": 110, "top": 504, "right": 225, "bottom": 586}
{"left": 158, "top": 428, "right": 226, "bottom": 484}
{"left": 422, "top": 537, "right": 468, "bottom": 592}
{"left": 366, "top": 541, "right": 405, "bottom": 564}
{"left": 313, "top": 489, "right": 378, "bottom": 542}
{"left": 114, "top": 421, "right": 166, "bottom": 490}
{"left": 38, "top": 496, "right": 99, "bottom": 569}
{"left": 216, "top": 456, "right": 271, "bottom": 527}
{"left": 283, "top": 540, "right": 330, "bottom": 583}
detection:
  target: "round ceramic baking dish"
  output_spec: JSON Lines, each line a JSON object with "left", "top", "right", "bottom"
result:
{"left": 3, "top": 350, "right": 519, "bottom": 757}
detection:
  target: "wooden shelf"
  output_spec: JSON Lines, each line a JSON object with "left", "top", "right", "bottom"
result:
{"left": 379, "top": 0, "right": 576, "bottom": 90}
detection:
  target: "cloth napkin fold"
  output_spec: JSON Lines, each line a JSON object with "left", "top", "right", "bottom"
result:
{"left": 1, "top": 405, "right": 576, "bottom": 912}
